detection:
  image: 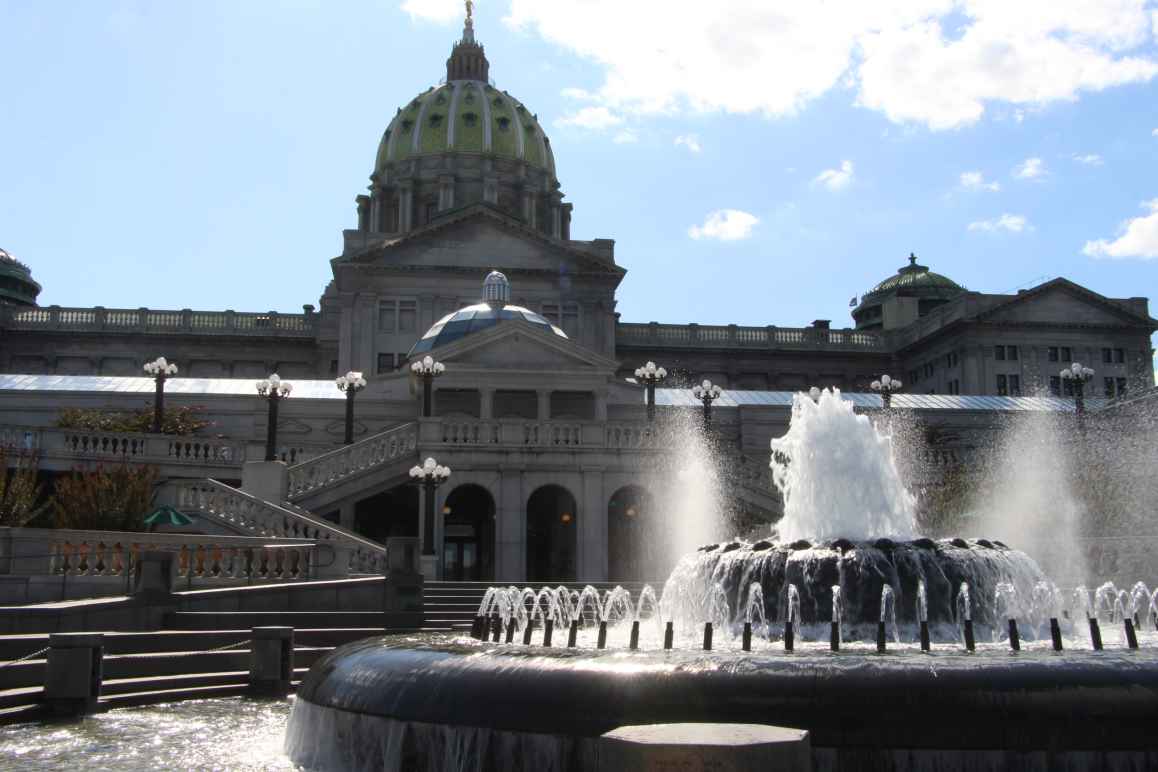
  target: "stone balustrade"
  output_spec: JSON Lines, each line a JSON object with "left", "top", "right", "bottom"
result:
{"left": 617, "top": 322, "right": 885, "bottom": 351}
{"left": 0, "top": 527, "right": 318, "bottom": 584}
{"left": 286, "top": 423, "right": 418, "bottom": 500}
{"left": 172, "top": 480, "right": 385, "bottom": 573}
{"left": 420, "top": 418, "right": 666, "bottom": 451}
{"left": 0, "top": 305, "right": 317, "bottom": 338}
{"left": 0, "top": 425, "right": 246, "bottom": 469}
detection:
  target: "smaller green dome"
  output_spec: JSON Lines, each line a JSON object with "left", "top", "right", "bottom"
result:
{"left": 0, "top": 248, "right": 42, "bottom": 307}
{"left": 853, "top": 253, "right": 965, "bottom": 331}
{"left": 868, "top": 254, "right": 963, "bottom": 296}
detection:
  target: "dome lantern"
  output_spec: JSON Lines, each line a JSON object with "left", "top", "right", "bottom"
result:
{"left": 482, "top": 270, "right": 511, "bottom": 306}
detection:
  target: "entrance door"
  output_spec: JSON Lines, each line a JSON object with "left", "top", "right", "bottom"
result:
{"left": 441, "top": 485, "right": 495, "bottom": 581}
{"left": 443, "top": 522, "right": 480, "bottom": 580}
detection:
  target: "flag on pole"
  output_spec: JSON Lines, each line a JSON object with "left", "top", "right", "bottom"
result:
{"left": 849, "top": 296, "right": 858, "bottom": 307}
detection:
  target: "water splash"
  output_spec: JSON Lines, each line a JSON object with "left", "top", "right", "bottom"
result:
{"left": 746, "top": 583, "right": 767, "bottom": 629}
{"left": 770, "top": 388, "right": 916, "bottom": 542}
{"left": 786, "top": 584, "right": 801, "bottom": 625}
{"left": 880, "top": 585, "right": 899, "bottom": 643}
{"left": 832, "top": 585, "right": 844, "bottom": 646}
{"left": 916, "top": 580, "right": 928, "bottom": 623}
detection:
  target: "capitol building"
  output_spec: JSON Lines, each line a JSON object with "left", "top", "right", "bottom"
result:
{"left": 0, "top": 13, "right": 1154, "bottom": 584}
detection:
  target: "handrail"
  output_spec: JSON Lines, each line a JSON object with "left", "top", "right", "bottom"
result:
{"left": 172, "top": 479, "right": 385, "bottom": 573}
{"left": 286, "top": 423, "right": 418, "bottom": 500}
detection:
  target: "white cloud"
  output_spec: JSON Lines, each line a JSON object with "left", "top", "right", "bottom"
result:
{"left": 1014, "top": 157, "right": 1046, "bottom": 179}
{"left": 560, "top": 87, "right": 596, "bottom": 101}
{"left": 1073, "top": 153, "right": 1104, "bottom": 165}
{"left": 555, "top": 106, "right": 623, "bottom": 130}
{"left": 1152, "top": 128, "right": 1158, "bottom": 136}
{"left": 959, "top": 171, "right": 1001, "bottom": 192}
{"left": 506, "top": 0, "right": 1158, "bottom": 131}
{"left": 612, "top": 128, "right": 639, "bottom": 144}
{"left": 674, "top": 134, "right": 702, "bottom": 153}
{"left": 1082, "top": 199, "right": 1158, "bottom": 259}
{"left": 401, "top": 0, "right": 462, "bottom": 24}
{"left": 688, "top": 209, "right": 759, "bottom": 241}
{"left": 968, "top": 214, "right": 1030, "bottom": 232}
{"left": 813, "top": 160, "right": 855, "bottom": 191}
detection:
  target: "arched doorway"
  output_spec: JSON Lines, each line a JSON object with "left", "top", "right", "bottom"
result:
{"left": 442, "top": 484, "right": 495, "bottom": 581}
{"left": 354, "top": 485, "right": 418, "bottom": 544}
{"left": 608, "top": 485, "right": 655, "bottom": 581}
{"left": 526, "top": 485, "right": 577, "bottom": 582}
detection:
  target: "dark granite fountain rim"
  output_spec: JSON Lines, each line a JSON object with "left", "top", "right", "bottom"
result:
{"left": 294, "top": 633, "right": 1158, "bottom": 751}
{"left": 701, "top": 537, "right": 1011, "bottom": 553}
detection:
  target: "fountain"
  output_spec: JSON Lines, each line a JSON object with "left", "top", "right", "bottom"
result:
{"left": 287, "top": 388, "right": 1158, "bottom": 771}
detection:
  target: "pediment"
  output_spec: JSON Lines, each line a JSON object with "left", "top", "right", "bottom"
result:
{"left": 433, "top": 320, "right": 619, "bottom": 374}
{"left": 975, "top": 280, "right": 1155, "bottom": 328}
{"left": 341, "top": 204, "right": 623, "bottom": 279}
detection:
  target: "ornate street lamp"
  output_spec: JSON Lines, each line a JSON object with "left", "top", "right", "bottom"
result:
{"left": 634, "top": 361, "right": 667, "bottom": 422}
{"left": 142, "top": 356, "right": 178, "bottom": 434}
{"left": 410, "top": 355, "right": 446, "bottom": 418}
{"left": 1061, "top": 362, "right": 1095, "bottom": 416}
{"left": 871, "top": 374, "right": 903, "bottom": 409}
{"left": 692, "top": 379, "right": 723, "bottom": 430}
{"left": 409, "top": 456, "right": 451, "bottom": 558}
{"left": 256, "top": 374, "right": 293, "bottom": 462}
{"left": 335, "top": 371, "right": 367, "bottom": 445}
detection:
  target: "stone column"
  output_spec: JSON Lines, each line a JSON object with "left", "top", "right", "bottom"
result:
{"left": 399, "top": 181, "right": 414, "bottom": 233}
{"left": 497, "top": 469, "right": 524, "bottom": 582}
{"left": 438, "top": 174, "right": 455, "bottom": 211}
{"left": 579, "top": 467, "right": 606, "bottom": 581}
{"left": 537, "top": 390, "right": 551, "bottom": 421}
{"left": 479, "top": 387, "right": 495, "bottom": 420}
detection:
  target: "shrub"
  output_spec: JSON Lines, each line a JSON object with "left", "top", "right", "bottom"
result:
{"left": 0, "top": 448, "right": 51, "bottom": 527}
{"left": 51, "top": 463, "right": 159, "bottom": 532}
{"left": 55, "top": 404, "right": 211, "bottom": 436}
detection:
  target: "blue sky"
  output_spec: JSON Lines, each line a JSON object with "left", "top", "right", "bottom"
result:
{"left": 1, "top": 1, "right": 1155, "bottom": 370}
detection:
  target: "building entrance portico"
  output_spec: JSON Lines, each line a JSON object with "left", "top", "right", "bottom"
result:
{"left": 441, "top": 484, "right": 495, "bottom": 581}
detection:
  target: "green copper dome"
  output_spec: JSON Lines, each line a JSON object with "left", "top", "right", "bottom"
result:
{"left": 0, "top": 248, "right": 41, "bottom": 307}
{"left": 853, "top": 254, "right": 965, "bottom": 331}
{"left": 866, "top": 255, "right": 963, "bottom": 297}
{"left": 375, "top": 82, "right": 556, "bottom": 179}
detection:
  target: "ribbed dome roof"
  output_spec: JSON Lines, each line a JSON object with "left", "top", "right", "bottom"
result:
{"left": 375, "top": 81, "right": 556, "bottom": 179}
{"left": 861, "top": 254, "right": 964, "bottom": 302}
{"left": 408, "top": 303, "right": 567, "bottom": 357}
{"left": 0, "top": 247, "right": 42, "bottom": 307}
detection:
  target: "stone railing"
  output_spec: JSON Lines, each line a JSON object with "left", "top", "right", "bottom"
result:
{"left": 0, "top": 527, "right": 319, "bottom": 584}
{"left": 286, "top": 423, "right": 418, "bottom": 500}
{"left": 0, "top": 425, "right": 246, "bottom": 468}
{"left": 0, "top": 305, "right": 317, "bottom": 338}
{"left": 439, "top": 420, "right": 500, "bottom": 445}
{"left": 172, "top": 479, "right": 385, "bottom": 573}
{"left": 617, "top": 322, "right": 885, "bottom": 352}
{"left": 604, "top": 422, "right": 661, "bottom": 449}
{"left": 420, "top": 418, "right": 665, "bottom": 451}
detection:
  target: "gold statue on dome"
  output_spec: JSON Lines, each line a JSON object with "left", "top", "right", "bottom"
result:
{"left": 466, "top": 0, "right": 474, "bottom": 22}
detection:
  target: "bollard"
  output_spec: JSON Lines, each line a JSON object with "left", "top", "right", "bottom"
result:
{"left": 702, "top": 622, "right": 713, "bottom": 651}
{"left": 543, "top": 619, "right": 554, "bottom": 647}
{"left": 663, "top": 621, "right": 674, "bottom": 650}
{"left": 1089, "top": 618, "right": 1103, "bottom": 650}
{"left": 523, "top": 621, "right": 534, "bottom": 646}
{"left": 597, "top": 621, "right": 608, "bottom": 649}
{"left": 470, "top": 616, "right": 484, "bottom": 640}
{"left": 44, "top": 633, "right": 104, "bottom": 716}
{"left": 830, "top": 622, "right": 840, "bottom": 652}
{"left": 876, "top": 621, "right": 887, "bottom": 653}
{"left": 505, "top": 621, "right": 516, "bottom": 644}
{"left": 1007, "top": 619, "right": 1020, "bottom": 651}
{"left": 1050, "top": 618, "right": 1064, "bottom": 651}
{"left": 491, "top": 614, "right": 502, "bottom": 643}
{"left": 1124, "top": 618, "right": 1139, "bottom": 650}
{"left": 568, "top": 620, "right": 579, "bottom": 648}
{"left": 919, "top": 620, "right": 930, "bottom": 652}
{"left": 249, "top": 626, "right": 293, "bottom": 697}
{"left": 479, "top": 614, "right": 491, "bottom": 642}
{"left": 629, "top": 621, "right": 640, "bottom": 651}
{"left": 741, "top": 622, "right": 752, "bottom": 652}
{"left": 784, "top": 621, "right": 794, "bottom": 653}
{"left": 963, "top": 620, "right": 975, "bottom": 652}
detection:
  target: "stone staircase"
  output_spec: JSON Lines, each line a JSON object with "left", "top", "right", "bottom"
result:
{"left": 285, "top": 422, "right": 418, "bottom": 513}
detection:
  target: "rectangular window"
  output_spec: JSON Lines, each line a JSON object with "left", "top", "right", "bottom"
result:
{"left": 1114, "top": 348, "right": 1125, "bottom": 363}
{"left": 1049, "top": 376, "right": 1061, "bottom": 397}
{"left": 1009, "top": 374, "right": 1021, "bottom": 396}
{"left": 1102, "top": 348, "right": 1113, "bottom": 364}
{"left": 1048, "top": 347, "right": 1059, "bottom": 362}
{"left": 398, "top": 300, "right": 417, "bottom": 333}
{"left": 995, "top": 345, "right": 1006, "bottom": 361}
{"left": 378, "top": 301, "right": 396, "bottom": 332}
{"left": 1104, "top": 377, "right": 1115, "bottom": 397}
{"left": 1061, "top": 347, "right": 1072, "bottom": 361}
{"left": 1007, "top": 346, "right": 1018, "bottom": 361}
{"left": 376, "top": 353, "right": 392, "bottom": 374}
{"left": 1117, "top": 377, "right": 1128, "bottom": 397}
{"left": 996, "top": 374, "right": 1008, "bottom": 396}
{"left": 329, "top": 359, "right": 338, "bottom": 376}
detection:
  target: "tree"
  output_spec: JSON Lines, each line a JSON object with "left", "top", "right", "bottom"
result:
{"left": 52, "top": 463, "right": 159, "bottom": 532}
{"left": 0, "top": 447, "right": 51, "bottom": 527}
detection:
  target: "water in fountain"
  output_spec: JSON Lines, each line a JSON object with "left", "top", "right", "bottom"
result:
{"left": 832, "top": 585, "right": 843, "bottom": 645}
{"left": 916, "top": 580, "right": 928, "bottom": 623}
{"left": 880, "top": 585, "right": 899, "bottom": 643}
{"left": 745, "top": 583, "right": 767, "bottom": 630}
{"left": 955, "top": 582, "right": 971, "bottom": 642}
{"left": 994, "top": 582, "right": 1018, "bottom": 642}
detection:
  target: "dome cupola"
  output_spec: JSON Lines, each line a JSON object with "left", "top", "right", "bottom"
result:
{"left": 853, "top": 253, "right": 965, "bottom": 331}
{"left": 0, "top": 248, "right": 42, "bottom": 307}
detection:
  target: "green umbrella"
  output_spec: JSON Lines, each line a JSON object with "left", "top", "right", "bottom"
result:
{"left": 144, "top": 505, "right": 194, "bottom": 529}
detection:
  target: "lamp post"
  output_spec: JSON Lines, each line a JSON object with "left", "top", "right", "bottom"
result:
{"left": 410, "top": 457, "right": 451, "bottom": 557}
{"left": 634, "top": 361, "right": 667, "bottom": 422}
{"left": 871, "top": 374, "right": 903, "bottom": 409}
{"left": 691, "top": 379, "right": 723, "bottom": 430}
{"left": 256, "top": 374, "right": 293, "bottom": 462}
{"left": 142, "top": 356, "right": 178, "bottom": 434}
{"left": 410, "top": 355, "right": 446, "bottom": 418}
{"left": 1061, "top": 362, "right": 1095, "bottom": 416}
{"left": 335, "top": 371, "right": 367, "bottom": 445}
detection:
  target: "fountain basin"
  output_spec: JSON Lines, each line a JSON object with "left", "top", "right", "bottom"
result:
{"left": 286, "top": 633, "right": 1158, "bottom": 771}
